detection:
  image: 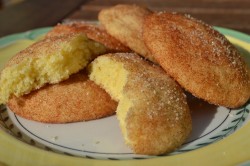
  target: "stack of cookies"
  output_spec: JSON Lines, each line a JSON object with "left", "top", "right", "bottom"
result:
{"left": 0, "top": 4, "right": 249, "bottom": 155}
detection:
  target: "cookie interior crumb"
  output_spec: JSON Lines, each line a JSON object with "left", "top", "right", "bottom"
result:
{"left": 0, "top": 34, "right": 106, "bottom": 104}
{"left": 88, "top": 56, "right": 132, "bottom": 142}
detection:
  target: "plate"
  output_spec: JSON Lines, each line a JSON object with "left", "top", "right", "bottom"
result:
{"left": 0, "top": 27, "right": 250, "bottom": 166}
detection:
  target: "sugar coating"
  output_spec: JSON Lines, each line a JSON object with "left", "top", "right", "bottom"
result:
{"left": 46, "top": 22, "right": 130, "bottom": 53}
{"left": 8, "top": 71, "right": 117, "bottom": 123}
{"left": 143, "top": 12, "right": 250, "bottom": 108}
{"left": 98, "top": 4, "right": 156, "bottom": 62}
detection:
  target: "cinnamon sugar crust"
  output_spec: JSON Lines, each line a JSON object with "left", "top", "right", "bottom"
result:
{"left": 8, "top": 70, "right": 117, "bottom": 123}
{"left": 143, "top": 12, "right": 250, "bottom": 108}
{"left": 46, "top": 22, "right": 130, "bottom": 53}
{"left": 98, "top": 4, "right": 156, "bottom": 62}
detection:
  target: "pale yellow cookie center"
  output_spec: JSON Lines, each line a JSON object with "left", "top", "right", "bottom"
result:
{"left": 88, "top": 56, "right": 133, "bottom": 142}
{"left": 0, "top": 34, "right": 106, "bottom": 104}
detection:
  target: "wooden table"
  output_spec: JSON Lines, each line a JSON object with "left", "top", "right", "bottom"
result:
{"left": 0, "top": 0, "right": 250, "bottom": 37}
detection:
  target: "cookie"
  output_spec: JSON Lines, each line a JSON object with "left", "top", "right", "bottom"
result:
{"left": 46, "top": 22, "right": 130, "bottom": 53}
{"left": 88, "top": 53, "right": 192, "bottom": 155}
{"left": 8, "top": 70, "right": 117, "bottom": 123}
{"left": 143, "top": 12, "right": 250, "bottom": 108}
{"left": 98, "top": 4, "right": 156, "bottom": 62}
{"left": 0, "top": 33, "right": 106, "bottom": 104}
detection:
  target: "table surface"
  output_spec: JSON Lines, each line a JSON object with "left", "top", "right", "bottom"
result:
{"left": 0, "top": 0, "right": 250, "bottom": 37}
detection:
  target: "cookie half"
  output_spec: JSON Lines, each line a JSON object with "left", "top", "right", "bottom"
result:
{"left": 0, "top": 33, "right": 106, "bottom": 104}
{"left": 88, "top": 53, "right": 192, "bottom": 155}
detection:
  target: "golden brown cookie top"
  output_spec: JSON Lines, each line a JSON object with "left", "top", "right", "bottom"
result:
{"left": 8, "top": 70, "right": 117, "bottom": 123}
{"left": 46, "top": 22, "right": 130, "bottom": 53}
{"left": 143, "top": 12, "right": 250, "bottom": 108}
{"left": 98, "top": 4, "right": 156, "bottom": 62}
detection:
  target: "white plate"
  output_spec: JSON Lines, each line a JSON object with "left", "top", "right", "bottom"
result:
{"left": 0, "top": 27, "right": 250, "bottom": 165}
